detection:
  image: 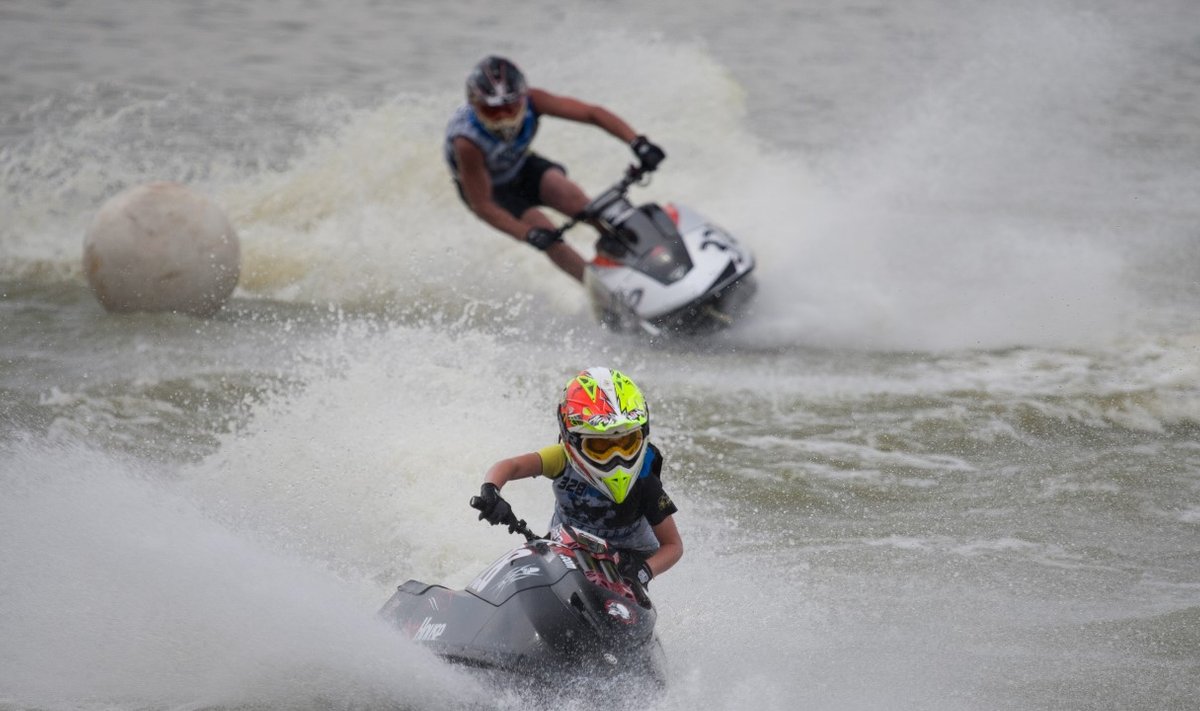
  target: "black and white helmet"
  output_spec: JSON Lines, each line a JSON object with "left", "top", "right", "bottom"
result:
{"left": 466, "top": 56, "right": 529, "bottom": 140}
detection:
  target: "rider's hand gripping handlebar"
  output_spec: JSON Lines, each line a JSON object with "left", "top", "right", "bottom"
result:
{"left": 469, "top": 488, "right": 537, "bottom": 541}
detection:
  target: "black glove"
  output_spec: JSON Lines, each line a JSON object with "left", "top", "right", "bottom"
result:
{"left": 617, "top": 553, "right": 654, "bottom": 587}
{"left": 630, "top": 135, "right": 666, "bottom": 172}
{"left": 473, "top": 483, "right": 512, "bottom": 526}
{"left": 525, "top": 227, "right": 562, "bottom": 251}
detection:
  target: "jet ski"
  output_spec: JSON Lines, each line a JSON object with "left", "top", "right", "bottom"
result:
{"left": 379, "top": 503, "right": 666, "bottom": 687}
{"left": 559, "top": 164, "right": 757, "bottom": 337}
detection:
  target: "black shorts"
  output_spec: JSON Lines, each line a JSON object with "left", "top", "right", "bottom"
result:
{"left": 455, "top": 153, "right": 566, "bottom": 219}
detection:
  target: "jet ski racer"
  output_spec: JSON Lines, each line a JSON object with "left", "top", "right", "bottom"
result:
{"left": 444, "top": 56, "right": 666, "bottom": 283}
{"left": 474, "top": 367, "right": 683, "bottom": 588}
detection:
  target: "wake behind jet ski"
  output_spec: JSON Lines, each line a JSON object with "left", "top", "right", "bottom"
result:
{"left": 378, "top": 505, "right": 666, "bottom": 687}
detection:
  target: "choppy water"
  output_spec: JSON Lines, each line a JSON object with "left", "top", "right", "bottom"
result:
{"left": 2, "top": 2, "right": 1199, "bottom": 710}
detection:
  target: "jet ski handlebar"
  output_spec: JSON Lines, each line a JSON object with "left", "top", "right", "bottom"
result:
{"left": 549, "top": 163, "right": 653, "bottom": 239}
{"left": 468, "top": 495, "right": 539, "bottom": 542}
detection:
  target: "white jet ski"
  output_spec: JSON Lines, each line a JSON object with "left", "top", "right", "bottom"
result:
{"left": 557, "top": 165, "right": 757, "bottom": 337}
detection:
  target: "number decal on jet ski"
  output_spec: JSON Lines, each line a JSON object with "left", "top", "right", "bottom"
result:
{"left": 700, "top": 229, "right": 731, "bottom": 252}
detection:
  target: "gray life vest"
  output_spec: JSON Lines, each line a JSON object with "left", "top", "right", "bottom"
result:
{"left": 443, "top": 100, "right": 539, "bottom": 186}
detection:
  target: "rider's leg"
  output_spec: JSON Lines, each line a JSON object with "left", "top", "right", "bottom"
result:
{"left": 529, "top": 167, "right": 592, "bottom": 282}
{"left": 538, "top": 169, "right": 590, "bottom": 218}
{"left": 535, "top": 169, "right": 594, "bottom": 280}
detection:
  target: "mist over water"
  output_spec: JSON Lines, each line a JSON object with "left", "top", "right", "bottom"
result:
{"left": 3, "top": 2, "right": 1200, "bottom": 710}
{"left": 741, "top": 7, "right": 1153, "bottom": 351}
{"left": 4, "top": 5, "right": 1185, "bottom": 351}
{"left": 0, "top": 444, "right": 486, "bottom": 710}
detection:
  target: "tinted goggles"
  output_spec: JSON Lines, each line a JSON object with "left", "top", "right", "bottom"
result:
{"left": 476, "top": 101, "right": 523, "bottom": 121}
{"left": 580, "top": 430, "right": 643, "bottom": 464}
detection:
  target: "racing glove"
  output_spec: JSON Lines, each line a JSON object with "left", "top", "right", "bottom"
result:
{"left": 525, "top": 227, "right": 562, "bottom": 251}
{"left": 473, "top": 483, "right": 512, "bottom": 526}
{"left": 618, "top": 553, "right": 654, "bottom": 587}
{"left": 630, "top": 135, "right": 666, "bottom": 172}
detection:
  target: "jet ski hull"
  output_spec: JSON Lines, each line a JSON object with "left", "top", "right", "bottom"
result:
{"left": 380, "top": 525, "right": 666, "bottom": 686}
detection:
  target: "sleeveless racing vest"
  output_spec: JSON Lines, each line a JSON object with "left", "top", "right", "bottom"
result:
{"left": 548, "top": 446, "right": 662, "bottom": 555}
{"left": 443, "top": 100, "right": 539, "bottom": 186}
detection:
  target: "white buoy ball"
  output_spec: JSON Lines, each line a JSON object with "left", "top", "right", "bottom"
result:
{"left": 83, "top": 182, "right": 240, "bottom": 316}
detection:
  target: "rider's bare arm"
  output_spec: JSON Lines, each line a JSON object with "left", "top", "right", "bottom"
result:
{"left": 646, "top": 515, "right": 683, "bottom": 578}
{"left": 529, "top": 88, "right": 639, "bottom": 144}
{"left": 482, "top": 451, "right": 544, "bottom": 490}
{"left": 453, "top": 136, "right": 532, "bottom": 240}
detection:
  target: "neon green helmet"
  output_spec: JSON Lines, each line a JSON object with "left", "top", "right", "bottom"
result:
{"left": 557, "top": 367, "right": 649, "bottom": 504}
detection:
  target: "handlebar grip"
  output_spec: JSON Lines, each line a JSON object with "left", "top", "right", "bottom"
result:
{"left": 505, "top": 515, "right": 532, "bottom": 538}
{"left": 469, "top": 496, "right": 484, "bottom": 511}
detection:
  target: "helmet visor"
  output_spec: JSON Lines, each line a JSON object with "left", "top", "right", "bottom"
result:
{"left": 476, "top": 100, "right": 523, "bottom": 121}
{"left": 580, "top": 430, "right": 644, "bottom": 468}
{"left": 474, "top": 98, "right": 526, "bottom": 139}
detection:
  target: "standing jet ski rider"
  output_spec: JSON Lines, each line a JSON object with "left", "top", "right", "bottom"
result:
{"left": 445, "top": 56, "right": 667, "bottom": 283}
{"left": 473, "top": 367, "right": 683, "bottom": 590}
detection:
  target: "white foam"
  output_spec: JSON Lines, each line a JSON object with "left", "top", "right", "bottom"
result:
{"left": 0, "top": 443, "right": 487, "bottom": 710}
{"left": 3, "top": 26, "right": 1172, "bottom": 353}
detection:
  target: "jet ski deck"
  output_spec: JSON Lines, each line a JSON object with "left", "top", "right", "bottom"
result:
{"left": 380, "top": 522, "right": 666, "bottom": 686}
